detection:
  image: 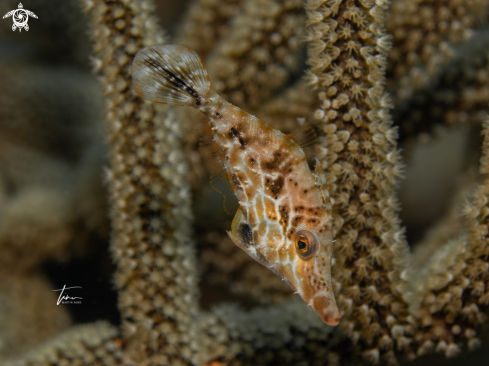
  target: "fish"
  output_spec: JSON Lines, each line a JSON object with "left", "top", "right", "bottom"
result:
{"left": 131, "top": 44, "right": 341, "bottom": 326}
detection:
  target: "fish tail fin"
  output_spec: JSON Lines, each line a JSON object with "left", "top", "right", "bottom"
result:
{"left": 131, "top": 44, "right": 211, "bottom": 106}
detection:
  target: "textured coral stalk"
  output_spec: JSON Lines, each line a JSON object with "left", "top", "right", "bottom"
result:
{"left": 305, "top": 0, "right": 411, "bottom": 363}
{"left": 386, "top": 0, "right": 489, "bottom": 102}
{"left": 85, "top": 0, "right": 198, "bottom": 364}
{"left": 176, "top": 0, "right": 245, "bottom": 59}
{"left": 392, "top": 32, "right": 489, "bottom": 141}
{"left": 205, "top": 0, "right": 305, "bottom": 110}
{"left": 5, "top": 322, "right": 121, "bottom": 366}
{"left": 408, "top": 115, "right": 489, "bottom": 358}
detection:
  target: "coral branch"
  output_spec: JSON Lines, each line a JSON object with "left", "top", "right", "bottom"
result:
{"left": 176, "top": 0, "right": 245, "bottom": 59}
{"left": 392, "top": 32, "right": 489, "bottom": 142}
{"left": 85, "top": 0, "right": 198, "bottom": 364}
{"left": 206, "top": 0, "right": 305, "bottom": 110}
{"left": 387, "top": 0, "right": 489, "bottom": 102}
{"left": 305, "top": 0, "right": 412, "bottom": 362}
{"left": 409, "top": 116, "right": 489, "bottom": 357}
{"left": 196, "top": 300, "right": 342, "bottom": 365}
{"left": 5, "top": 322, "right": 121, "bottom": 366}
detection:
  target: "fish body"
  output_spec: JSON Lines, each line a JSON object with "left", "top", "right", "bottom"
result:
{"left": 131, "top": 44, "right": 341, "bottom": 326}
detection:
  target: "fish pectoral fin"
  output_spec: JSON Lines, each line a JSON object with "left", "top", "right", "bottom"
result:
{"left": 287, "top": 126, "right": 317, "bottom": 158}
{"left": 228, "top": 207, "right": 254, "bottom": 251}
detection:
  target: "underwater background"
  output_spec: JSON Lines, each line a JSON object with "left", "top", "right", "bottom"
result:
{"left": 0, "top": 0, "right": 489, "bottom": 365}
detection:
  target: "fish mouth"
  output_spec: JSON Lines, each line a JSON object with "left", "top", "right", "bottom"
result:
{"left": 310, "top": 294, "right": 341, "bottom": 326}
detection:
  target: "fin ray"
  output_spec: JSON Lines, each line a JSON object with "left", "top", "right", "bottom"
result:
{"left": 198, "top": 123, "right": 221, "bottom": 161}
{"left": 287, "top": 126, "right": 317, "bottom": 157}
{"left": 210, "top": 165, "right": 239, "bottom": 215}
{"left": 313, "top": 158, "right": 332, "bottom": 217}
{"left": 198, "top": 122, "right": 239, "bottom": 215}
{"left": 131, "top": 44, "right": 211, "bottom": 106}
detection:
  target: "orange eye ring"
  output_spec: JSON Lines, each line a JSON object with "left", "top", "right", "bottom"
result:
{"left": 294, "top": 230, "right": 319, "bottom": 260}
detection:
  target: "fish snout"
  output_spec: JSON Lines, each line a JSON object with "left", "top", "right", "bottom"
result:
{"left": 311, "top": 294, "right": 341, "bottom": 326}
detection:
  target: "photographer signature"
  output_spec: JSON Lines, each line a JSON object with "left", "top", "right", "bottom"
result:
{"left": 52, "top": 285, "right": 83, "bottom": 305}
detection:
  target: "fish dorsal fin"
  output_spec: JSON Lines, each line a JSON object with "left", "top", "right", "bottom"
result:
{"left": 287, "top": 126, "right": 317, "bottom": 157}
{"left": 198, "top": 125, "right": 239, "bottom": 215}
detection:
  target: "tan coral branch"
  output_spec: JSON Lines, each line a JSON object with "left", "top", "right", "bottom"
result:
{"left": 305, "top": 0, "right": 412, "bottom": 363}
{"left": 85, "top": 0, "right": 199, "bottom": 364}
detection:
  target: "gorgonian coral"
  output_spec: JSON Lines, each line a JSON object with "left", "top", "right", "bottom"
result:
{"left": 4, "top": 0, "right": 489, "bottom": 365}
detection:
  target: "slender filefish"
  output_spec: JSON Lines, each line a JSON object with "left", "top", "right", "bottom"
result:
{"left": 131, "top": 44, "right": 341, "bottom": 326}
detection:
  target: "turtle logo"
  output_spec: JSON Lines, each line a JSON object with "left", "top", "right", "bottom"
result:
{"left": 3, "top": 3, "right": 38, "bottom": 32}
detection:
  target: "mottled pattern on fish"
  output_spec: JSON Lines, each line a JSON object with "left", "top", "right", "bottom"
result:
{"left": 131, "top": 44, "right": 341, "bottom": 326}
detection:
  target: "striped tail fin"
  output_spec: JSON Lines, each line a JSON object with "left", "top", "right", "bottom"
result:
{"left": 131, "top": 44, "right": 211, "bottom": 106}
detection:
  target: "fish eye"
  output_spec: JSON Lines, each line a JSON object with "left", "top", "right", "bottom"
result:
{"left": 294, "top": 230, "right": 319, "bottom": 260}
